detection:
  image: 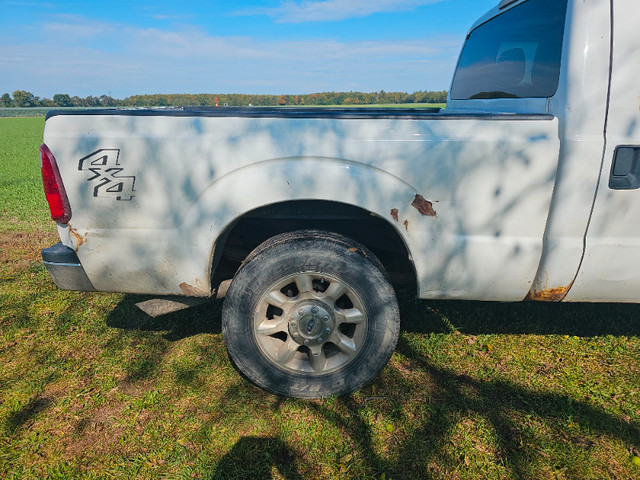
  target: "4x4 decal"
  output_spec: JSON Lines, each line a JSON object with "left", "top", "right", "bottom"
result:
{"left": 78, "top": 149, "right": 136, "bottom": 201}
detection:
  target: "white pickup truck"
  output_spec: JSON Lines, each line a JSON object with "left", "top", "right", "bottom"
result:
{"left": 40, "top": 0, "right": 640, "bottom": 398}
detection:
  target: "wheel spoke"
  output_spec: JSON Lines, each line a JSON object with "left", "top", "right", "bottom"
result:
{"left": 294, "top": 274, "right": 314, "bottom": 294}
{"left": 265, "top": 290, "right": 291, "bottom": 309}
{"left": 308, "top": 344, "right": 327, "bottom": 372}
{"left": 336, "top": 308, "right": 366, "bottom": 325}
{"left": 256, "top": 317, "right": 288, "bottom": 336}
{"left": 275, "top": 339, "right": 299, "bottom": 365}
{"left": 324, "top": 280, "right": 347, "bottom": 302}
{"left": 330, "top": 332, "right": 357, "bottom": 355}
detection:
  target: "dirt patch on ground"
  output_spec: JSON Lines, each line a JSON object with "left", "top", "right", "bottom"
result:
{"left": 0, "top": 229, "right": 58, "bottom": 266}
{"left": 64, "top": 402, "right": 127, "bottom": 459}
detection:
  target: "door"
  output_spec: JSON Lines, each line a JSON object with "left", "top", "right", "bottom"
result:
{"left": 568, "top": 0, "right": 640, "bottom": 302}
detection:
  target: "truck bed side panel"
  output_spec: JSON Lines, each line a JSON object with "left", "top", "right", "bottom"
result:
{"left": 44, "top": 111, "right": 559, "bottom": 300}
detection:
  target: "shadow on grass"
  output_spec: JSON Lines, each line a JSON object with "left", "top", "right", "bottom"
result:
{"left": 107, "top": 286, "right": 640, "bottom": 341}
{"left": 209, "top": 336, "right": 639, "bottom": 479}
{"left": 396, "top": 287, "right": 640, "bottom": 337}
{"left": 210, "top": 436, "right": 303, "bottom": 480}
{"left": 105, "top": 294, "right": 223, "bottom": 341}
{"left": 4, "top": 396, "right": 53, "bottom": 435}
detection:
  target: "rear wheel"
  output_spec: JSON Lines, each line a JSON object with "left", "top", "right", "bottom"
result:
{"left": 222, "top": 230, "right": 400, "bottom": 398}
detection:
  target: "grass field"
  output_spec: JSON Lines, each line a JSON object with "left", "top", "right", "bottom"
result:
{"left": 1, "top": 117, "right": 639, "bottom": 479}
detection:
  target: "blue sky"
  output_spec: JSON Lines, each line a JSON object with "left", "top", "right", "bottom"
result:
{"left": 0, "top": 0, "right": 498, "bottom": 99}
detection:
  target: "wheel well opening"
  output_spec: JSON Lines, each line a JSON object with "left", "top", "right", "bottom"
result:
{"left": 211, "top": 200, "right": 417, "bottom": 291}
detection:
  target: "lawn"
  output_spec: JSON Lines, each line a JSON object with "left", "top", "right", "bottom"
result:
{"left": 0, "top": 116, "right": 639, "bottom": 479}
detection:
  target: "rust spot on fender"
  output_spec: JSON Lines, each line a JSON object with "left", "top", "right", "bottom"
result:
{"left": 403, "top": 219, "right": 409, "bottom": 232}
{"left": 526, "top": 286, "right": 571, "bottom": 302}
{"left": 411, "top": 194, "right": 437, "bottom": 217}
{"left": 68, "top": 225, "right": 86, "bottom": 252}
{"left": 179, "top": 282, "right": 209, "bottom": 297}
{"left": 526, "top": 273, "right": 573, "bottom": 302}
{"left": 390, "top": 208, "right": 399, "bottom": 222}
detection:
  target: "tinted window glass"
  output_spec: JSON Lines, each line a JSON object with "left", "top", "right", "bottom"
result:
{"left": 450, "top": 0, "right": 568, "bottom": 100}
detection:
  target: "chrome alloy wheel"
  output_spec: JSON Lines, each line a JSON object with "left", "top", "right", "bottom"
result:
{"left": 253, "top": 272, "right": 368, "bottom": 375}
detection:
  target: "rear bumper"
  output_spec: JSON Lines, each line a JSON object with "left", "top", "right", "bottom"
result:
{"left": 42, "top": 242, "right": 96, "bottom": 291}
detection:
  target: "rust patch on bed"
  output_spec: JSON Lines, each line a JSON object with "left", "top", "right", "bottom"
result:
{"left": 390, "top": 208, "right": 399, "bottom": 222}
{"left": 411, "top": 194, "right": 437, "bottom": 217}
{"left": 68, "top": 226, "right": 86, "bottom": 252}
{"left": 403, "top": 219, "right": 409, "bottom": 232}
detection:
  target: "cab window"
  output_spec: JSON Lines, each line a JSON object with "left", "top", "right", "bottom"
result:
{"left": 450, "top": 0, "right": 568, "bottom": 100}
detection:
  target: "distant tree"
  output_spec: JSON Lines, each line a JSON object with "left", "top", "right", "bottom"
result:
{"left": 0, "top": 93, "right": 12, "bottom": 107}
{"left": 84, "top": 96, "right": 100, "bottom": 107}
{"left": 53, "top": 94, "right": 72, "bottom": 107}
{"left": 99, "top": 95, "right": 117, "bottom": 107}
{"left": 71, "top": 96, "right": 84, "bottom": 107}
{"left": 12, "top": 90, "right": 37, "bottom": 107}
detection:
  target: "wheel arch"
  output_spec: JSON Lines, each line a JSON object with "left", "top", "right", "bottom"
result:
{"left": 179, "top": 157, "right": 423, "bottom": 294}
{"left": 210, "top": 199, "right": 418, "bottom": 293}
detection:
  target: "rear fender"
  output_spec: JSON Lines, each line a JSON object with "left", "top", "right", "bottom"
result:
{"left": 182, "top": 156, "right": 427, "bottom": 283}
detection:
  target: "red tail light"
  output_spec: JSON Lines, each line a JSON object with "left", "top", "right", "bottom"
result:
{"left": 40, "top": 144, "right": 71, "bottom": 224}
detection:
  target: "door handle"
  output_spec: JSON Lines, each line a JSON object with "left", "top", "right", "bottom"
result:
{"left": 610, "top": 146, "right": 640, "bottom": 190}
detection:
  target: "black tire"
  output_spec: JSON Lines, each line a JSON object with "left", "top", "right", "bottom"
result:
{"left": 222, "top": 230, "right": 400, "bottom": 398}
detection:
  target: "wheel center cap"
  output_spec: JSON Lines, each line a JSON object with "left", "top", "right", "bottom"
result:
{"left": 289, "top": 302, "right": 333, "bottom": 345}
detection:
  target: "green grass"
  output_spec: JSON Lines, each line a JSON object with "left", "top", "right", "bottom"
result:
{"left": 0, "top": 117, "right": 49, "bottom": 233}
{"left": 1, "top": 117, "right": 639, "bottom": 479}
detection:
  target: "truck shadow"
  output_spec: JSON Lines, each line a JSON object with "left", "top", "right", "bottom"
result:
{"left": 106, "top": 285, "right": 640, "bottom": 340}
{"left": 397, "top": 293, "right": 640, "bottom": 337}
{"left": 105, "top": 294, "right": 222, "bottom": 341}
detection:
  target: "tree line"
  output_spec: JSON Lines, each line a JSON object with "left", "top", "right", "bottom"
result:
{"left": 1, "top": 90, "right": 448, "bottom": 108}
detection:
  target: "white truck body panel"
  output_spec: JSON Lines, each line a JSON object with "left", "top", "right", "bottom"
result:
{"left": 44, "top": 113, "right": 559, "bottom": 300}
{"left": 524, "top": 0, "right": 612, "bottom": 299}
{"left": 568, "top": 0, "right": 640, "bottom": 301}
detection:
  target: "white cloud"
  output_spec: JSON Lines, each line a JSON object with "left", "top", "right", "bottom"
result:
{"left": 235, "top": 0, "right": 444, "bottom": 23}
{"left": 0, "top": 16, "right": 461, "bottom": 97}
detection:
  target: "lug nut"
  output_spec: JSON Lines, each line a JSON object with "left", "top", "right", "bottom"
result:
{"left": 311, "top": 306, "right": 319, "bottom": 314}
{"left": 298, "top": 309, "right": 305, "bottom": 316}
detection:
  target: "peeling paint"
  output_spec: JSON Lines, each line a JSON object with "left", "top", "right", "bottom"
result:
{"left": 179, "top": 281, "right": 209, "bottom": 297}
{"left": 526, "top": 273, "right": 573, "bottom": 302}
{"left": 403, "top": 219, "right": 409, "bottom": 232}
{"left": 526, "top": 286, "right": 571, "bottom": 302}
{"left": 68, "top": 225, "right": 86, "bottom": 252}
{"left": 390, "top": 208, "right": 399, "bottom": 222}
{"left": 411, "top": 194, "right": 437, "bottom": 217}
